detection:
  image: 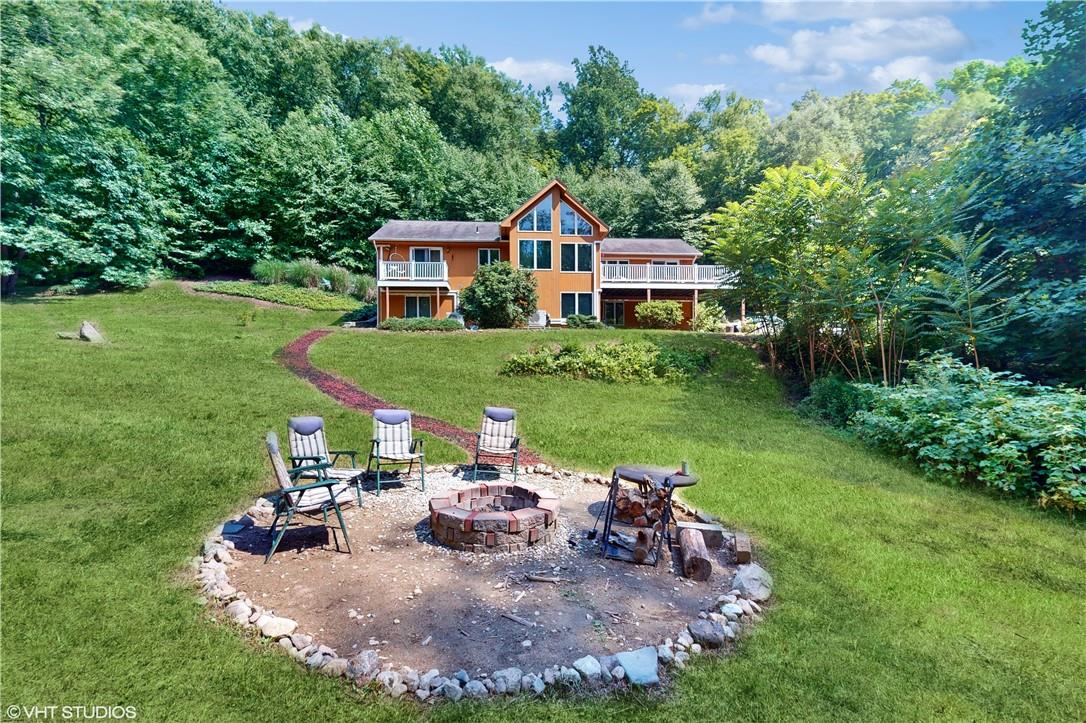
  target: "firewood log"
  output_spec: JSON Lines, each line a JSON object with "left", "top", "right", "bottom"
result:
{"left": 633, "top": 529, "right": 652, "bottom": 563}
{"left": 628, "top": 500, "right": 645, "bottom": 516}
{"left": 679, "top": 528, "right": 712, "bottom": 581}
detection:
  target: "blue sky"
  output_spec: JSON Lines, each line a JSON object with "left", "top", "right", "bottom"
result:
{"left": 226, "top": 1, "right": 1044, "bottom": 115}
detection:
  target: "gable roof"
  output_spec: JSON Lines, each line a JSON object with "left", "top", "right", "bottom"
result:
{"left": 498, "top": 179, "right": 609, "bottom": 237}
{"left": 369, "top": 220, "right": 500, "bottom": 243}
{"left": 601, "top": 238, "right": 701, "bottom": 257}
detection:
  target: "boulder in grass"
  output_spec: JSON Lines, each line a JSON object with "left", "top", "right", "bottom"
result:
{"left": 79, "top": 321, "right": 105, "bottom": 343}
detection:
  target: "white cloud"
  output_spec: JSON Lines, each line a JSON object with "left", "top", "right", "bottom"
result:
{"left": 761, "top": 1, "right": 985, "bottom": 23}
{"left": 706, "top": 52, "right": 738, "bottom": 65}
{"left": 681, "top": 3, "right": 737, "bottom": 30}
{"left": 666, "top": 83, "right": 729, "bottom": 109}
{"left": 287, "top": 16, "right": 315, "bottom": 33}
{"left": 868, "top": 56, "right": 997, "bottom": 88}
{"left": 490, "top": 57, "right": 574, "bottom": 117}
{"left": 749, "top": 15, "right": 968, "bottom": 81}
{"left": 490, "top": 57, "right": 574, "bottom": 89}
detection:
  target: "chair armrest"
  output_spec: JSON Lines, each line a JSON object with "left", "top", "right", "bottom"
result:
{"left": 328, "top": 449, "right": 359, "bottom": 467}
{"left": 411, "top": 438, "right": 424, "bottom": 453}
{"left": 275, "top": 478, "right": 338, "bottom": 495}
{"left": 287, "top": 462, "right": 332, "bottom": 480}
{"left": 512, "top": 436, "right": 521, "bottom": 450}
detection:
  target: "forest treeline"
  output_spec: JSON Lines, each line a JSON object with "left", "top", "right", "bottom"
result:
{"left": 1, "top": 1, "right": 1082, "bottom": 382}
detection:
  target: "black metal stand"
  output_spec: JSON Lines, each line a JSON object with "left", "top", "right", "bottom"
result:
{"left": 599, "top": 465, "right": 695, "bottom": 566}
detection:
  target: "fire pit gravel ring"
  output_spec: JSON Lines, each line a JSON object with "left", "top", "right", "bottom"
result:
{"left": 428, "top": 482, "right": 560, "bottom": 552}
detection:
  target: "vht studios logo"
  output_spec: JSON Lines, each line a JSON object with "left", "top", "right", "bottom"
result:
{"left": 5, "top": 706, "right": 137, "bottom": 720}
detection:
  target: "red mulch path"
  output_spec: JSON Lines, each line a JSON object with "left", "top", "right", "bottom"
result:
{"left": 277, "top": 329, "right": 543, "bottom": 464}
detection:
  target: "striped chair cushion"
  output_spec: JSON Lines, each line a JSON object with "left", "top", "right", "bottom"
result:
{"left": 374, "top": 410, "right": 419, "bottom": 460}
{"left": 288, "top": 416, "right": 330, "bottom": 463}
{"left": 478, "top": 408, "right": 516, "bottom": 455}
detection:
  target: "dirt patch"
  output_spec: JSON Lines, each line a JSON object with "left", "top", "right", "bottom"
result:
{"left": 227, "top": 468, "right": 738, "bottom": 676}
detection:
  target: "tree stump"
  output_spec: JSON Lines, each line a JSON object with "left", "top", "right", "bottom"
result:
{"left": 679, "top": 527, "right": 712, "bottom": 581}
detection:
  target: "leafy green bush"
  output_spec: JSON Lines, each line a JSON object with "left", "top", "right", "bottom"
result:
{"left": 193, "top": 282, "right": 361, "bottom": 311}
{"left": 566, "top": 314, "right": 605, "bottom": 329}
{"left": 459, "top": 262, "right": 538, "bottom": 328}
{"left": 378, "top": 317, "right": 463, "bottom": 332}
{"left": 692, "top": 301, "right": 726, "bottom": 332}
{"left": 852, "top": 354, "right": 1085, "bottom": 511}
{"left": 799, "top": 376, "right": 874, "bottom": 428}
{"left": 285, "top": 258, "right": 324, "bottom": 288}
{"left": 502, "top": 340, "right": 711, "bottom": 383}
{"left": 251, "top": 259, "right": 289, "bottom": 285}
{"left": 635, "top": 300, "right": 684, "bottom": 329}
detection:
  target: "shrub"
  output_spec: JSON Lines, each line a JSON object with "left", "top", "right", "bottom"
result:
{"left": 285, "top": 258, "right": 325, "bottom": 288}
{"left": 378, "top": 317, "right": 463, "bottom": 332}
{"left": 192, "top": 282, "right": 360, "bottom": 311}
{"left": 798, "top": 376, "right": 874, "bottom": 428}
{"left": 459, "top": 262, "right": 538, "bottom": 328}
{"left": 692, "top": 301, "right": 726, "bottom": 332}
{"left": 852, "top": 354, "right": 1085, "bottom": 511}
{"left": 502, "top": 340, "right": 711, "bottom": 383}
{"left": 350, "top": 273, "right": 376, "bottom": 301}
{"left": 251, "top": 258, "right": 289, "bottom": 285}
{"left": 635, "top": 300, "right": 684, "bottom": 329}
{"left": 325, "top": 265, "right": 352, "bottom": 294}
{"left": 566, "top": 314, "right": 605, "bottom": 329}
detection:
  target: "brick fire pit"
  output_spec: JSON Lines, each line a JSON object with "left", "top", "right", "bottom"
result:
{"left": 428, "top": 482, "right": 560, "bottom": 553}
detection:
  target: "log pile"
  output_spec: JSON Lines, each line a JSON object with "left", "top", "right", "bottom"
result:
{"left": 612, "top": 486, "right": 669, "bottom": 528}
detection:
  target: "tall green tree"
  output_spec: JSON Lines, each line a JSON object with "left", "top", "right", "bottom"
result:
{"left": 557, "top": 46, "right": 644, "bottom": 170}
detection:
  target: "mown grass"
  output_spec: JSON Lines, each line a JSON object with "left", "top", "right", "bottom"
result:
{"left": 2, "top": 285, "right": 1083, "bottom": 721}
{"left": 193, "top": 280, "right": 363, "bottom": 311}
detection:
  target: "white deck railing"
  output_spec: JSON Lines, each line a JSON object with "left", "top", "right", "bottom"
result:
{"left": 378, "top": 260, "right": 448, "bottom": 282}
{"left": 601, "top": 263, "right": 732, "bottom": 285}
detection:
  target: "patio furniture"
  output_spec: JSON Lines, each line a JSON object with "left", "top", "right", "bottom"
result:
{"left": 472, "top": 407, "right": 521, "bottom": 482}
{"left": 287, "top": 416, "right": 365, "bottom": 504}
{"left": 599, "top": 464, "right": 697, "bottom": 566}
{"left": 365, "top": 409, "right": 425, "bottom": 496}
{"left": 264, "top": 431, "right": 353, "bottom": 563}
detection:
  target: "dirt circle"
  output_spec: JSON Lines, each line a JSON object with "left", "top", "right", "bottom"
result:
{"left": 226, "top": 468, "right": 741, "bottom": 676}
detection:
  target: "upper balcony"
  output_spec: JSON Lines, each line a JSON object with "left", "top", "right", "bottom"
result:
{"left": 601, "top": 263, "right": 735, "bottom": 289}
{"left": 377, "top": 260, "right": 450, "bottom": 287}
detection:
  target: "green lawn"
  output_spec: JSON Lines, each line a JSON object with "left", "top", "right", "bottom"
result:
{"left": 3, "top": 284, "right": 1084, "bottom": 721}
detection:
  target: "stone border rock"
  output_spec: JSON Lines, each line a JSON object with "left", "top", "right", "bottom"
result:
{"left": 195, "top": 469, "right": 772, "bottom": 704}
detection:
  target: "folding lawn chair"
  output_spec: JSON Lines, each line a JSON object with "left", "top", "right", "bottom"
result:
{"left": 472, "top": 407, "right": 520, "bottom": 482}
{"left": 287, "top": 416, "right": 365, "bottom": 504}
{"left": 365, "top": 409, "right": 425, "bottom": 496}
{"left": 264, "top": 431, "right": 353, "bottom": 563}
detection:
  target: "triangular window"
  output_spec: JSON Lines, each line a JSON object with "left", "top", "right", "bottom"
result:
{"left": 560, "top": 201, "right": 592, "bottom": 236}
{"left": 517, "top": 199, "right": 552, "bottom": 232}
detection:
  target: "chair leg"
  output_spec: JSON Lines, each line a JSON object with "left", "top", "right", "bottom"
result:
{"left": 376, "top": 463, "right": 381, "bottom": 496}
{"left": 419, "top": 455, "right": 426, "bottom": 491}
{"left": 331, "top": 499, "right": 351, "bottom": 553}
{"left": 512, "top": 451, "right": 519, "bottom": 483}
{"left": 472, "top": 448, "right": 479, "bottom": 482}
{"left": 265, "top": 508, "right": 294, "bottom": 563}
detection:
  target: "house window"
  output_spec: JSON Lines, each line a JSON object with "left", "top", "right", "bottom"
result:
{"left": 478, "top": 248, "right": 501, "bottom": 266}
{"left": 603, "top": 301, "right": 625, "bottom": 327}
{"left": 519, "top": 239, "right": 551, "bottom": 270}
{"left": 560, "top": 292, "right": 593, "bottom": 318}
{"left": 404, "top": 295, "right": 432, "bottom": 318}
{"left": 517, "top": 199, "right": 552, "bottom": 232}
{"left": 651, "top": 259, "right": 679, "bottom": 266}
{"left": 560, "top": 243, "right": 593, "bottom": 272}
{"left": 560, "top": 202, "right": 592, "bottom": 235}
{"left": 411, "top": 247, "right": 442, "bottom": 263}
